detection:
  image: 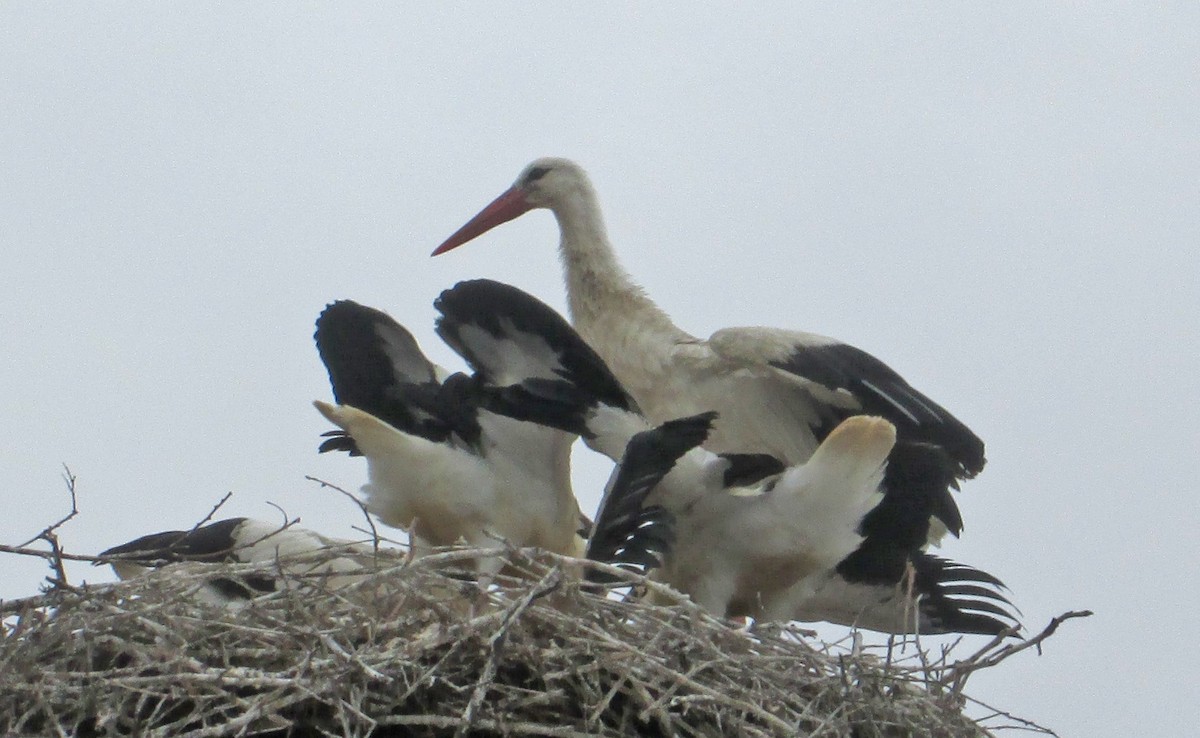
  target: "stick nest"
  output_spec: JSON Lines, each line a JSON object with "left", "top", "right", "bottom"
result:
{"left": 2, "top": 548, "right": 1047, "bottom": 738}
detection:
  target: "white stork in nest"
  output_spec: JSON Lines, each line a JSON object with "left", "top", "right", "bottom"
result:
{"left": 433, "top": 279, "right": 1018, "bottom": 635}
{"left": 99, "top": 518, "right": 374, "bottom": 604}
{"left": 312, "top": 300, "right": 592, "bottom": 574}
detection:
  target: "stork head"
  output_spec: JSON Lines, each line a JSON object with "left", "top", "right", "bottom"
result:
{"left": 432, "top": 157, "right": 590, "bottom": 256}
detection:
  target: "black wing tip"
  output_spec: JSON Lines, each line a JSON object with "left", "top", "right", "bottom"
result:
{"left": 780, "top": 342, "right": 986, "bottom": 479}
{"left": 433, "top": 279, "right": 528, "bottom": 341}
{"left": 586, "top": 508, "right": 676, "bottom": 584}
{"left": 315, "top": 297, "right": 437, "bottom": 411}
{"left": 916, "top": 554, "right": 1022, "bottom": 636}
{"left": 859, "top": 439, "right": 964, "bottom": 547}
{"left": 318, "top": 430, "right": 361, "bottom": 456}
{"left": 435, "top": 278, "right": 520, "bottom": 307}
{"left": 314, "top": 299, "right": 390, "bottom": 350}
{"left": 315, "top": 298, "right": 391, "bottom": 328}
{"left": 99, "top": 533, "right": 181, "bottom": 559}
{"left": 834, "top": 549, "right": 1021, "bottom": 636}
{"left": 660, "top": 410, "right": 718, "bottom": 437}
{"left": 315, "top": 298, "right": 460, "bottom": 443}
{"left": 622, "top": 412, "right": 720, "bottom": 495}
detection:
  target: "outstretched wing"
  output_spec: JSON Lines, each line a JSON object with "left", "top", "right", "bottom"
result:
{"left": 314, "top": 300, "right": 479, "bottom": 453}
{"left": 585, "top": 413, "right": 718, "bottom": 581}
{"left": 434, "top": 279, "right": 636, "bottom": 414}
{"left": 704, "top": 326, "right": 985, "bottom": 478}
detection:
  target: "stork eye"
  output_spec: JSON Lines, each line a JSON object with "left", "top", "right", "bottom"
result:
{"left": 525, "top": 166, "right": 551, "bottom": 183}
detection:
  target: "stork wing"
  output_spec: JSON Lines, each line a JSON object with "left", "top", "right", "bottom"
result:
{"left": 703, "top": 326, "right": 985, "bottom": 479}
{"left": 687, "top": 327, "right": 980, "bottom": 545}
{"left": 314, "top": 300, "right": 478, "bottom": 452}
{"left": 792, "top": 553, "right": 1020, "bottom": 636}
{"left": 100, "top": 517, "right": 252, "bottom": 566}
{"left": 434, "top": 279, "right": 637, "bottom": 414}
{"left": 100, "top": 518, "right": 287, "bottom": 597}
{"left": 435, "top": 278, "right": 646, "bottom": 461}
{"left": 101, "top": 519, "right": 375, "bottom": 602}
{"left": 316, "top": 300, "right": 441, "bottom": 403}
{"left": 586, "top": 413, "right": 718, "bottom": 581}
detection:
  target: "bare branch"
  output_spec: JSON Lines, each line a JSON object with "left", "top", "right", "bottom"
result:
{"left": 0, "top": 544, "right": 104, "bottom": 565}
{"left": 306, "top": 475, "right": 382, "bottom": 552}
{"left": 944, "top": 610, "right": 1094, "bottom": 694}
{"left": 187, "top": 491, "right": 234, "bottom": 534}
{"left": 17, "top": 465, "right": 81, "bottom": 548}
{"left": 8, "top": 466, "right": 85, "bottom": 593}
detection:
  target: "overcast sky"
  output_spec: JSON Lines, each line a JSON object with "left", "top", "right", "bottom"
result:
{"left": 3, "top": 4, "right": 1197, "bottom": 735}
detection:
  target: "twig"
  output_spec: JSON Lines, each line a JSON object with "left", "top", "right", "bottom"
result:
{"left": 0, "top": 545, "right": 105, "bottom": 565}
{"left": 306, "top": 475, "right": 382, "bottom": 553}
{"left": 944, "top": 610, "right": 1093, "bottom": 693}
{"left": 16, "top": 465, "right": 81, "bottom": 548}
{"left": 264, "top": 500, "right": 294, "bottom": 529}
{"left": 967, "top": 692, "right": 1059, "bottom": 736}
{"left": 186, "top": 491, "right": 234, "bottom": 535}
{"left": 376, "top": 714, "right": 602, "bottom": 738}
{"left": 11, "top": 466, "right": 83, "bottom": 591}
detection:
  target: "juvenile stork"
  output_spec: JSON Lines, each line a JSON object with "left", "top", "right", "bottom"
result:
{"left": 434, "top": 279, "right": 1018, "bottom": 635}
{"left": 99, "top": 518, "right": 374, "bottom": 604}
{"left": 313, "top": 299, "right": 590, "bottom": 574}
{"left": 592, "top": 414, "right": 1017, "bottom": 635}
{"left": 433, "top": 158, "right": 987, "bottom": 587}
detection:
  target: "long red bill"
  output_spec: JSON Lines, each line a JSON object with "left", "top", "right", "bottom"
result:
{"left": 432, "top": 186, "right": 534, "bottom": 256}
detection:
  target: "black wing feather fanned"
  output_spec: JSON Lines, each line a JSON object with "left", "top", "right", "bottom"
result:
{"left": 773, "top": 342, "right": 985, "bottom": 478}
{"left": 314, "top": 300, "right": 483, "bottom": 453}
{"left": 586, "top": 412, "right": 716, "bottom": 583}
{"left": 434, "top": 279, "right": 637, "bottom": 414}
{"left": 912, "top": 554, "right": 1021, "bottom": 636}
{"left": 833, "top": 440, "right": 965, "bottom": 594}
{"left": 315, "top": 301, "right": 436, "bottom": 411}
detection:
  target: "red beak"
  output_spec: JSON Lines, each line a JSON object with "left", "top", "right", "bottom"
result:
{"left": 432, "top": 186, "right": 535, "bottom": 256}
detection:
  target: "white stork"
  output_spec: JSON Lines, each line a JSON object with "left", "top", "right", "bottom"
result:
{"left": 433, "top": 158, "right": 987, "bottom": 590}
{"left": 434, "top": 279, "right": 1018, "bottom": 635}
{"left": 313, "top": 300, "right": 590, "bottom": 575}
{"left": 99, "top": 518, "right": 373, "bottom": 604}
{"left": 593, "top": 413, "right": 1017, "bottom": 635}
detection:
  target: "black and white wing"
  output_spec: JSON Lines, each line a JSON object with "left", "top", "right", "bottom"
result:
{"left": 792, "top": 552, "right": 1020, "bottom": 636}
{"left": 434, "top": 279, "right": 644, "bottom": 460}
{"left": 315, "top": 300, "right": 478, "bottom": 454}
{"left": 585, "top": 413, "right": 719, "bottom": 581}
{"left": 99, "top": 518, "right": 369, "bottom": 602}
{"left": 684, "top": 326, "right": 982, "bottom": 555}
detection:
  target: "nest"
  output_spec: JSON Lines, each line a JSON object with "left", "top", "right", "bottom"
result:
{"left": 1, "top": 545, "right": 1074, "bottom": 738}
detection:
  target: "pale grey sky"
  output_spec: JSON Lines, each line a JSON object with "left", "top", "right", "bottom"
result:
{"left": 3, "top": 4, "right": 1197, "bottom": 735}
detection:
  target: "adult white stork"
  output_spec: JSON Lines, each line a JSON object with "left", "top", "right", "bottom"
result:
{"left": 434, "top": 279, "right": 1018, "bottom": 635}
{"left": 433, "top": 158, "right": 986, "bottom": 591}
{"left": 313, "top": 299, "right": 590, "bottom": 574}
{"left": 99, "top": 518, "right": 374, "bottom": 604}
